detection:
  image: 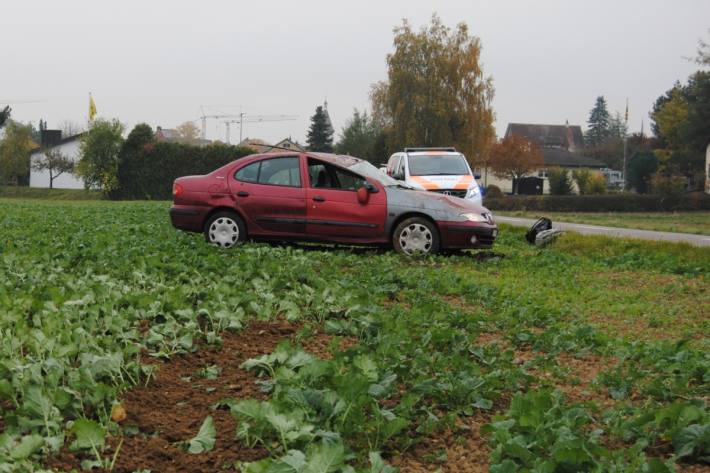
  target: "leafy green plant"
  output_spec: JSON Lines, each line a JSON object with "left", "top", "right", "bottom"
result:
{"left": 186, "top": 416, "right": 217, "bottom": 454}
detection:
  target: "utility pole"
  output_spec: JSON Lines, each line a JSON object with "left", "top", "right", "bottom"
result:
{"left": 622, "top": 98, "right": 629, "bottom": 190}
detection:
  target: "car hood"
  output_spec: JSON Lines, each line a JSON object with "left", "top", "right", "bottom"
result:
{"left": 385, "top": 186, "right": 490, "bottom": 215}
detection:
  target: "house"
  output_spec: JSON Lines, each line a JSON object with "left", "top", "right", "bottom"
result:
{"left": 240, "top": 137, "right": 305, "bottom": 154}
{"left": 485, "top": 122, "right": 605, "bottom": 194}
{"left": 266, "top": 137, "right": 304, "bottom": 153}
{"left": 29, "top": 130, "right": 85, "bottom": 189}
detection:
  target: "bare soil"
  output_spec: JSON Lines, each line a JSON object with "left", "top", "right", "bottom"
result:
{"left": 46, "top": 320, "right": 353, "bottom": 473}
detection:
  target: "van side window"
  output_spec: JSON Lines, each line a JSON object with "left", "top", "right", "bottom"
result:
{"left": 397, "top": 156, "right": 406, "bottom": 177}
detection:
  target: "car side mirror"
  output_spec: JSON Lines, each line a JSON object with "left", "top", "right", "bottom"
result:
{"left": 357, "top": 186, "right": 370, "bottom": 204}
{"left": 392, "top": 172, "right": 403, "bottom": 181}
{"left": 363, "top": 181, "right": 378, "bottom": 193}
{"left": 474, "top": 172, "right": 482, "bottom": 180}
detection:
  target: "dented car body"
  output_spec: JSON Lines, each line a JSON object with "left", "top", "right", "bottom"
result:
{"left": 169, "top": 152, "right": 497, "bottom": 254}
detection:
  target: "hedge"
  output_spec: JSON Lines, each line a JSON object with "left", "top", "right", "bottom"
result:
{"left": 0, "top": 186, "right": 103, "bottom": 200}
{"left": 484, "top": 193, "right": 710, "bottom": 212}
{"left": 115, "top": 141, "right": 254, "bottom": 200}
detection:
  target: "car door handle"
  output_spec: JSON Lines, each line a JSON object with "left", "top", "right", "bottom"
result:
{"left": 312, "top": 195, "right": 325, "bottom": 202}
{"left": 237, "top": 191, "right": 249, "bottom": 197}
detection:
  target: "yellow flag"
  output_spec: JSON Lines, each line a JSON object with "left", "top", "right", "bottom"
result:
{"left": 89, "top": 94, "right": 97, "bottom": 121}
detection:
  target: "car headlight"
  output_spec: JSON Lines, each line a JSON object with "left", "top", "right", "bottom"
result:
{"left": 460, "top": 212, "right": 487, "bottom": 222}
{"left": 467, "top": 187, "right": 480, "bottom": 198}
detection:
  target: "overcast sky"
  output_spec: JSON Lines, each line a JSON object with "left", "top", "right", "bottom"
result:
{"left": 1, "top": 0, "right": 708, "bottom": 145}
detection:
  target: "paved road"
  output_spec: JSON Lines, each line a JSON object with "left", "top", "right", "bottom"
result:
{"left": 495, "top": 216, "right": 710, "bottom": 247}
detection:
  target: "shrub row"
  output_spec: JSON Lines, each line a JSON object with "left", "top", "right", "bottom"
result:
{"left": 0, "top": 186, "right": 103, "bottom": 200}
{"left": 484, "top": 193, "right": 710, "bottom": 212}
{"left": 115, "top": 141, "right": 254, "bottom": 200}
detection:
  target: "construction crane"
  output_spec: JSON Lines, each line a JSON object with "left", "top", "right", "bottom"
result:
{"left": 199, "top": 106, "right": 240, "bottom": 140}
{"left": 222, "top": 113, "right": 298, "bottom": 144}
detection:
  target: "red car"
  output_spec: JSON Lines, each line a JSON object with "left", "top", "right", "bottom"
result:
{"left": 169, "top": 152, "right": 497, "bottom": 255}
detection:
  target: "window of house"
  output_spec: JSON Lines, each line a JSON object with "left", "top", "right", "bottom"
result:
{"left": 308, "top": 159, "right": 365, "bottom": 190}
{"left": 538, "top": 169, "right": 549, "bottom": 179}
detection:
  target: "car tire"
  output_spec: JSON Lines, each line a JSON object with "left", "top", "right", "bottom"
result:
{"left": 392, "top": 217, "right": 440, "bottom": 256}
{"left": 204, "top": 211, "right": 246, "bottom": 249}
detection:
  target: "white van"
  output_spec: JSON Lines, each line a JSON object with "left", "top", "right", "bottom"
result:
{"left": 385, "top": 147, "right": 482, "bottom": 205}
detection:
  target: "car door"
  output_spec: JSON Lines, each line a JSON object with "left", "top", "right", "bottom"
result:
{"left": 230, "top": 155, "right": 306, "bottom": 236}
{"left": 305, "top": 158, "right": 386, "bottom": 241}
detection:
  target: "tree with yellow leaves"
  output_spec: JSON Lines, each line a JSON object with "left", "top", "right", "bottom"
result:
{"left": 370, "top": 15, "right": 495, "bottom": 168}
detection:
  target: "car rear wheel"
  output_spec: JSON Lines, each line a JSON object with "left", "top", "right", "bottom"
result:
{"left": 393, "top": 217, "right": 440, "bottom": 256}
{"left": 204, "top": 211, "right": 246, "bottom": 249}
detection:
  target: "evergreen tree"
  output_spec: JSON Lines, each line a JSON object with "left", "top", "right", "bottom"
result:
{"left": 306, "top": 106, "right": 334, "bottom": 152}
{"left": 335, "top": 109, "right": 382, "bottom": 163}
{"left": 0, "top": 106, "right": 10, "bottom": 129}
{"left": 585, "top": 96, "right": 610, "bottom": 146}
{"left": 607, "top": 112, "right": 627, "bottom": 140}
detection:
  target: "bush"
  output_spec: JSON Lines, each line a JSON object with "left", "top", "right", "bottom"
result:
{"left": 548, "top": 167, "right": 574, "bottom": 195}
{"left": 485, "top": 184, "right": 503, "bottom": 199}
{"left": 573, "top": 168, "right": 606, "bottom": 195}
{"left": 0, "top": 186, "right": 102, "bottom": 200}
{"left": 115, "top": 137, "right": 254, "bottom": 200}
{"left": 484, "top": 193, "right": 710, "bottom": 212}
{"left": 649, "top": 174, "right": 687, "bottom": 197}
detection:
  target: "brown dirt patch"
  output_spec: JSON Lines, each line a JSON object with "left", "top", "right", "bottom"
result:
{"left": 46, "top": 320, "right": 357, "bottom": 473}
{"left": 392, "top": 414, "right": 492, "bottom": 473}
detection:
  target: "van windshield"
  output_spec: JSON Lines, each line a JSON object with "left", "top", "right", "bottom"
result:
{"left": 408, "top": 154, "right": 470, "bottom": 176}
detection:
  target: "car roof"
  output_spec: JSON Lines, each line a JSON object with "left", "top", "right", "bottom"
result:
{"left": 406, "top": 150, "right": 462, "bottom": 156}
{"left": 212, "top": 151, "right": 364, "bottom": 176}
{"left": 246, "top": 151, "right": 363, "bottom": 168}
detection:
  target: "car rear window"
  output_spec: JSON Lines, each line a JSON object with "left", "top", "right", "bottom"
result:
{"left": 235, "top": 157, "right": 301, "bottom": 187}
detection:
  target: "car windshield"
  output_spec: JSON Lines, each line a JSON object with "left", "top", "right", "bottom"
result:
{"left": 348, "top": 160, "right": 400, "bottom": 186}
{"left": 408, "top": 154, "right": 470, "bottom": 176}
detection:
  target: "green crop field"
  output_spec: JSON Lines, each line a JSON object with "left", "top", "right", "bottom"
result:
{"left": 1, "top": 199, "right": 708, "bottom": 472}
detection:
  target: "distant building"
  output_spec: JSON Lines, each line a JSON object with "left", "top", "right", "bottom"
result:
{"left": 485, "top": 122, "right": 605, "bottom": 194}
{"left": 239, "top": 138, "right": 271, "bottom": 153}
{"left": 240, "top": 137, "right": 305, "bottom": 154}
{"left": 266, "top": 137, "right": 304, "bottom": 153}
{"left": 29, "top": 130, "right": 85, "bottom": 189}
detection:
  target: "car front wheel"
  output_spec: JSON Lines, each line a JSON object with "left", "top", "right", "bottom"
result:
{"left": 204, "top": 211, "right": 246, "bottom": 249}
{"left": 393, "top": 217, "right": 440, "bottom": 255}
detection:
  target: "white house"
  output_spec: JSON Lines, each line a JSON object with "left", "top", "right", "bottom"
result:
{"left": 29, "top": 132, "right": 85, "bottom": 189}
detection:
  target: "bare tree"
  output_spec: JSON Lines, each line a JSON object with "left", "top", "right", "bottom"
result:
{"left": 59, "top": 120, "right": 86, "bottom": 138}
{"left": 33, "top": 148, "right": 75, "bottom": 189}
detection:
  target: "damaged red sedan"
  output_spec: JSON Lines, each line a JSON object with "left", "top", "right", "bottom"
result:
{"left": 169, "top": 152, "right": 497, "bottom": 255}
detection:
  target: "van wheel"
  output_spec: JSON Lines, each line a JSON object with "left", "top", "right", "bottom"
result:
{"left": 393, "top": 217, "right": 440, "bottom": 255}
{"left": 204, "top": 211, "right": 246, "bottom": 249}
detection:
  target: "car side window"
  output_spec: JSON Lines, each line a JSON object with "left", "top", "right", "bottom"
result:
{"left": 235, "top": 162, "right": 259, "bottom": 183}
{"left": 308, "top": 159, "right": 365, "bottom": 191}
{"left": 258, "top": 157, "right": 301, "bottom": 187}
{"left": 235, "top": 157, "right": 301, "bottom": 187}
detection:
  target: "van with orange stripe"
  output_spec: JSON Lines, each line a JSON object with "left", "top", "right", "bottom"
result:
{"left": 385, "top": 147, "right": 483, "bottom": 205}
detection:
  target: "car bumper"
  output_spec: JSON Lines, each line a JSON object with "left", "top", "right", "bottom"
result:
{"left": 438, "top": 221, "right": 498, "bottom": 248}
{"left": 169, "top": 205, "right": 208, "bottom": 232}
